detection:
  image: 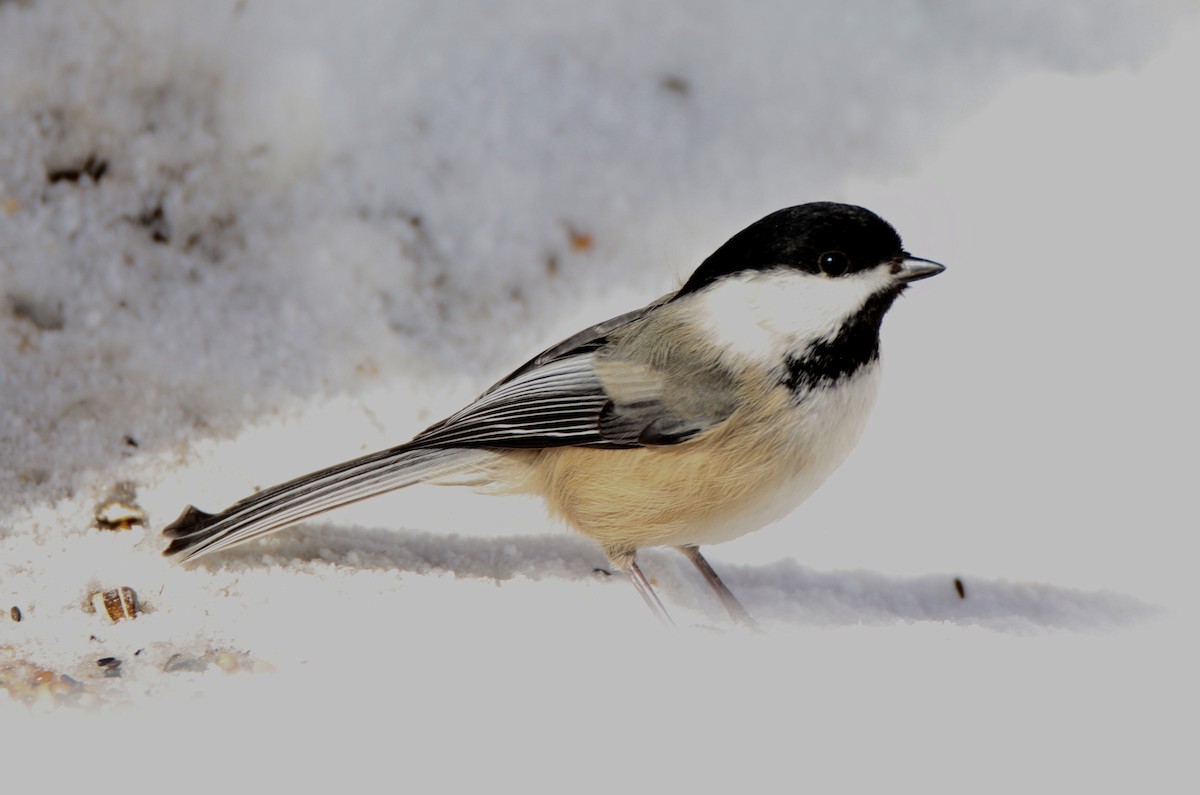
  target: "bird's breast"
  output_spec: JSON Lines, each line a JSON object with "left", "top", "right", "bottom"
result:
{"left": 682, "top": 361, "right": 881, "bottom": 546}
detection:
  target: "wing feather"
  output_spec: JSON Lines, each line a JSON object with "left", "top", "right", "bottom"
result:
{"left": 411, "top": 354, "right": 618, "bottom": 449}
{"left": 410, "top": 295, "right": 736, "bottom": 451}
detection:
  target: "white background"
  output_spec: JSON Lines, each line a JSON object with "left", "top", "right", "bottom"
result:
{"left": 2, "top": 2, "right": 1196, "bottom": 792}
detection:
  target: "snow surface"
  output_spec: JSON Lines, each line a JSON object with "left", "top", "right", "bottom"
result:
{"left": 2, "top": 1, "right": 1198, "bottom": 791}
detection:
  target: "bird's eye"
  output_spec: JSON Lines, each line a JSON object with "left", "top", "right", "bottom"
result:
{"left": 818, "top": 251, "right": 850, "bottom": 276}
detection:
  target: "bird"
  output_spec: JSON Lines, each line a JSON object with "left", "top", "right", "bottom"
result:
{"left": 163, "top": 202, "right": 943, "bottom": 627}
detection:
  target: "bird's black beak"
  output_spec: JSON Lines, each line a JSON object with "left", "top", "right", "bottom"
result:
{"left": 894, "top": 255, "right": 946, "bottom": 283}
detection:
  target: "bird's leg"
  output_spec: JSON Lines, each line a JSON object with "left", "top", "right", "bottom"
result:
{"left": 613, "top": 552, "right": 675, "bottom": 627}
{"left": 677, "top": 546, "right": 760, "bottom": 630}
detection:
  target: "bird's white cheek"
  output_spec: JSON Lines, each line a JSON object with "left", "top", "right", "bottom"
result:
{"left": 692, "top": 270, "right": 885, "bottom": 363}
{"left": 693, "top": 282, "right": 776, "bottom": 361}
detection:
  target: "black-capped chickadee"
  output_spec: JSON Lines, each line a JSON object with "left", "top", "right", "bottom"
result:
{"left": 164, "top": 202, "right": 943, "bottom": 627}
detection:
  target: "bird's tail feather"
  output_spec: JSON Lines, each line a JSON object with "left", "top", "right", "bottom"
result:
{"left": 162, "top": 445, "right": 492, "bottom": 561}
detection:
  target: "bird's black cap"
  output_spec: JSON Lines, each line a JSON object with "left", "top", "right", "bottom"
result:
{"left": 676, "top": 202, "right": 906, "bottom": 296}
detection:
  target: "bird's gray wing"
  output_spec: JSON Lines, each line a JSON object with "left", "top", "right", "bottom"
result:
{"left": 411, "top": 297, "right": 736, "bottom": 450}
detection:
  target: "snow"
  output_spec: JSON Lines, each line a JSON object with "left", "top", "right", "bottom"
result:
{"left": 2, "top": 1, "right": 1197, "bottom": 791}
